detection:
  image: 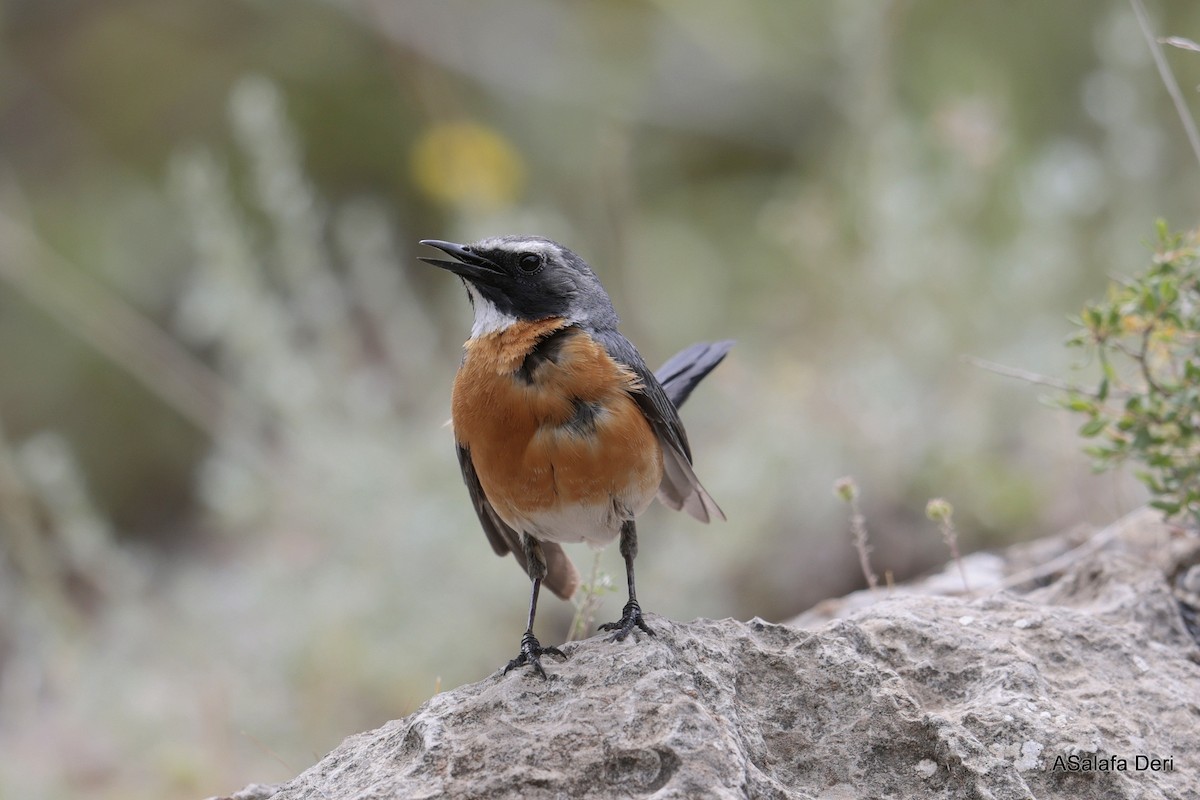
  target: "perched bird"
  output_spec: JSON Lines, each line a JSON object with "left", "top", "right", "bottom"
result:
{"left": 419, "top": 236, "right": 730, "bottom": 677}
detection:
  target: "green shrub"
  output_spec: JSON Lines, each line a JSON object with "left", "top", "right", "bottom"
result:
{"left": 1062, "top": 222, "right": 1200, "bottom": 526}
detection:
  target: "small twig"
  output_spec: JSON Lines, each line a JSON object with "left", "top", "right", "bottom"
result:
{"left": 1159, "top": 36, "right": 1200, "bottom": 53}
{"left": 961, "top": 355, "right": 1084, "bottom": 393}
{"left": 1130, "top": 0, "right": 1200, "bottom": 175}
{"left": 240, "top": 729, "right": 296, "bottom": 777}
{"left": 1137, "top": 324, "right": 1170, "bottom": 395}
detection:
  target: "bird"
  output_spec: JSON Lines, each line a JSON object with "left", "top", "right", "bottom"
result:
{"left": 419, "top": 235, "right": 731, "bottom": 677}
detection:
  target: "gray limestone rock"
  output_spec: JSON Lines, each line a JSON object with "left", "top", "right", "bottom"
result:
{"left": 212, "top": 512, "right": 1200, "bottom": 799}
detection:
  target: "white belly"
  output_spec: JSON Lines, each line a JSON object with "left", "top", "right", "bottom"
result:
{"left": 508, "top": 484, "right": 658, "bottom": 548}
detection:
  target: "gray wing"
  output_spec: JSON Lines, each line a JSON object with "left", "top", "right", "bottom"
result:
{"left": 655, "top": 340, "right": 735, "bottom": 411}
{"left": 455, "top": 444, "right": 580, "bottom": 600}
{"left": 594, "top": 328, "right": 726, "bottom": 523}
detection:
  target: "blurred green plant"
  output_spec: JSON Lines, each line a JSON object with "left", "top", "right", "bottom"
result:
{"left": 1061, "top": 223, "right": 1200, "bottom": 526}
{"left": 834, "top": 476, "right": 878, "bottom": 590}
{"left": 925, "top": 497, "right": 969, "bottom": 593}
{"left": 566, "top": 553, "right": 616, "bottom": 643}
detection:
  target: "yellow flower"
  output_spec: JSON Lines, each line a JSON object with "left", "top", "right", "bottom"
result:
{"left": 1120, "top": 314, "right": 1147, "bottom": 334}
{"left": 410, "top": 122, "right": 525, "bottom": 211}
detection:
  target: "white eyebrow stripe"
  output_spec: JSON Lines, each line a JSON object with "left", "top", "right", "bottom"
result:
{"left": 474, "top": 237, "right": 560, "bottom": 259}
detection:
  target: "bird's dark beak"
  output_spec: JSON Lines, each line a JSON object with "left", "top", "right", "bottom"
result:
{"left": 418, "top": 240, "right": 505, "bottom": 283}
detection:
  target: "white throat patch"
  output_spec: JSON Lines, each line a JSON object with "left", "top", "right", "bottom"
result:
{"left": 466, "top": 284, "right": 517, "bottom": 337}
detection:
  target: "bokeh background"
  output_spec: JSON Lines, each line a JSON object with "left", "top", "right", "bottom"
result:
{"left": 2, "top": 1, "right": 1199, "bottom": 797}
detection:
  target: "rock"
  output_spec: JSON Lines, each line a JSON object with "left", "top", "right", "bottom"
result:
{"left": 789, "top": 507, "right": 1197, "bottom": 630}
{"left": 213, "top": 511, "right": 1200, "bottom": 799}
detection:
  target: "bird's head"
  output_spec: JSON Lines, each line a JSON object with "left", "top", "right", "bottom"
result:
{"left": 419, "top": 235, "right": 618, "bottom": 337}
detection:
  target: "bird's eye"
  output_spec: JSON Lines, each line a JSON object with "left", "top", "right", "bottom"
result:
{"left": 517, "top": 253, "right": 543, "bottom": 273}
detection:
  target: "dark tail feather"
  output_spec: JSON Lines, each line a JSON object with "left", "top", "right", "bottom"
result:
{"left": 541, "top": 542, "right": 581, "bottom": 601}
{"left": 655, "top": 340, "right": 734, "bottom": 409}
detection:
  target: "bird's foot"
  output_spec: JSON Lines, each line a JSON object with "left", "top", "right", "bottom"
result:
{"left": 503, "top": 631, "right": 566, "bottom": 679}
{"left": 598, "top": 599, "right": 655, "bottom": 642}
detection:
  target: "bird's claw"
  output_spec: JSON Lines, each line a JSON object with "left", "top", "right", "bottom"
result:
{"left": 598, "top": 600, "right": 655, "bottom": 641}
{"left": 503, "top": 631, "right": 567, "bottom": 679}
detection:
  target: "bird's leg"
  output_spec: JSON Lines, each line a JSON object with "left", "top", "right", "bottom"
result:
{"left": 504, "top": 535, "right": 566, "bottom": 678}
{"left": 599, "top": 520, "right": 655, "bottom": 641}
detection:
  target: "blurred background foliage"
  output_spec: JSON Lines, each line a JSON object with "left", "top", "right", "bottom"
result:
{"left": 1, "top": 1, "right": 1199, "bottom": 797}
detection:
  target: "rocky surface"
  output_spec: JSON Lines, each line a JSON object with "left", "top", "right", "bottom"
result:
{"left": 213, "top": 510, "right": 1200, "bottom": 799}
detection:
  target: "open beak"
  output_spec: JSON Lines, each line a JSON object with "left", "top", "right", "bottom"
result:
{"left": 418, "top": 240, "right": 505, "bottom": 283}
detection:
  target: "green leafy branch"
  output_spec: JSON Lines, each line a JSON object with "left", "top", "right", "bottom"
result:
{"left": 1061, "top": 223, "right": 1200, "bottom": 525}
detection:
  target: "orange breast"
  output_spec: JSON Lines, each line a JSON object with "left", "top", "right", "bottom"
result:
{"left": 452, "top": 320, "right": 663, "bottom": 531}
